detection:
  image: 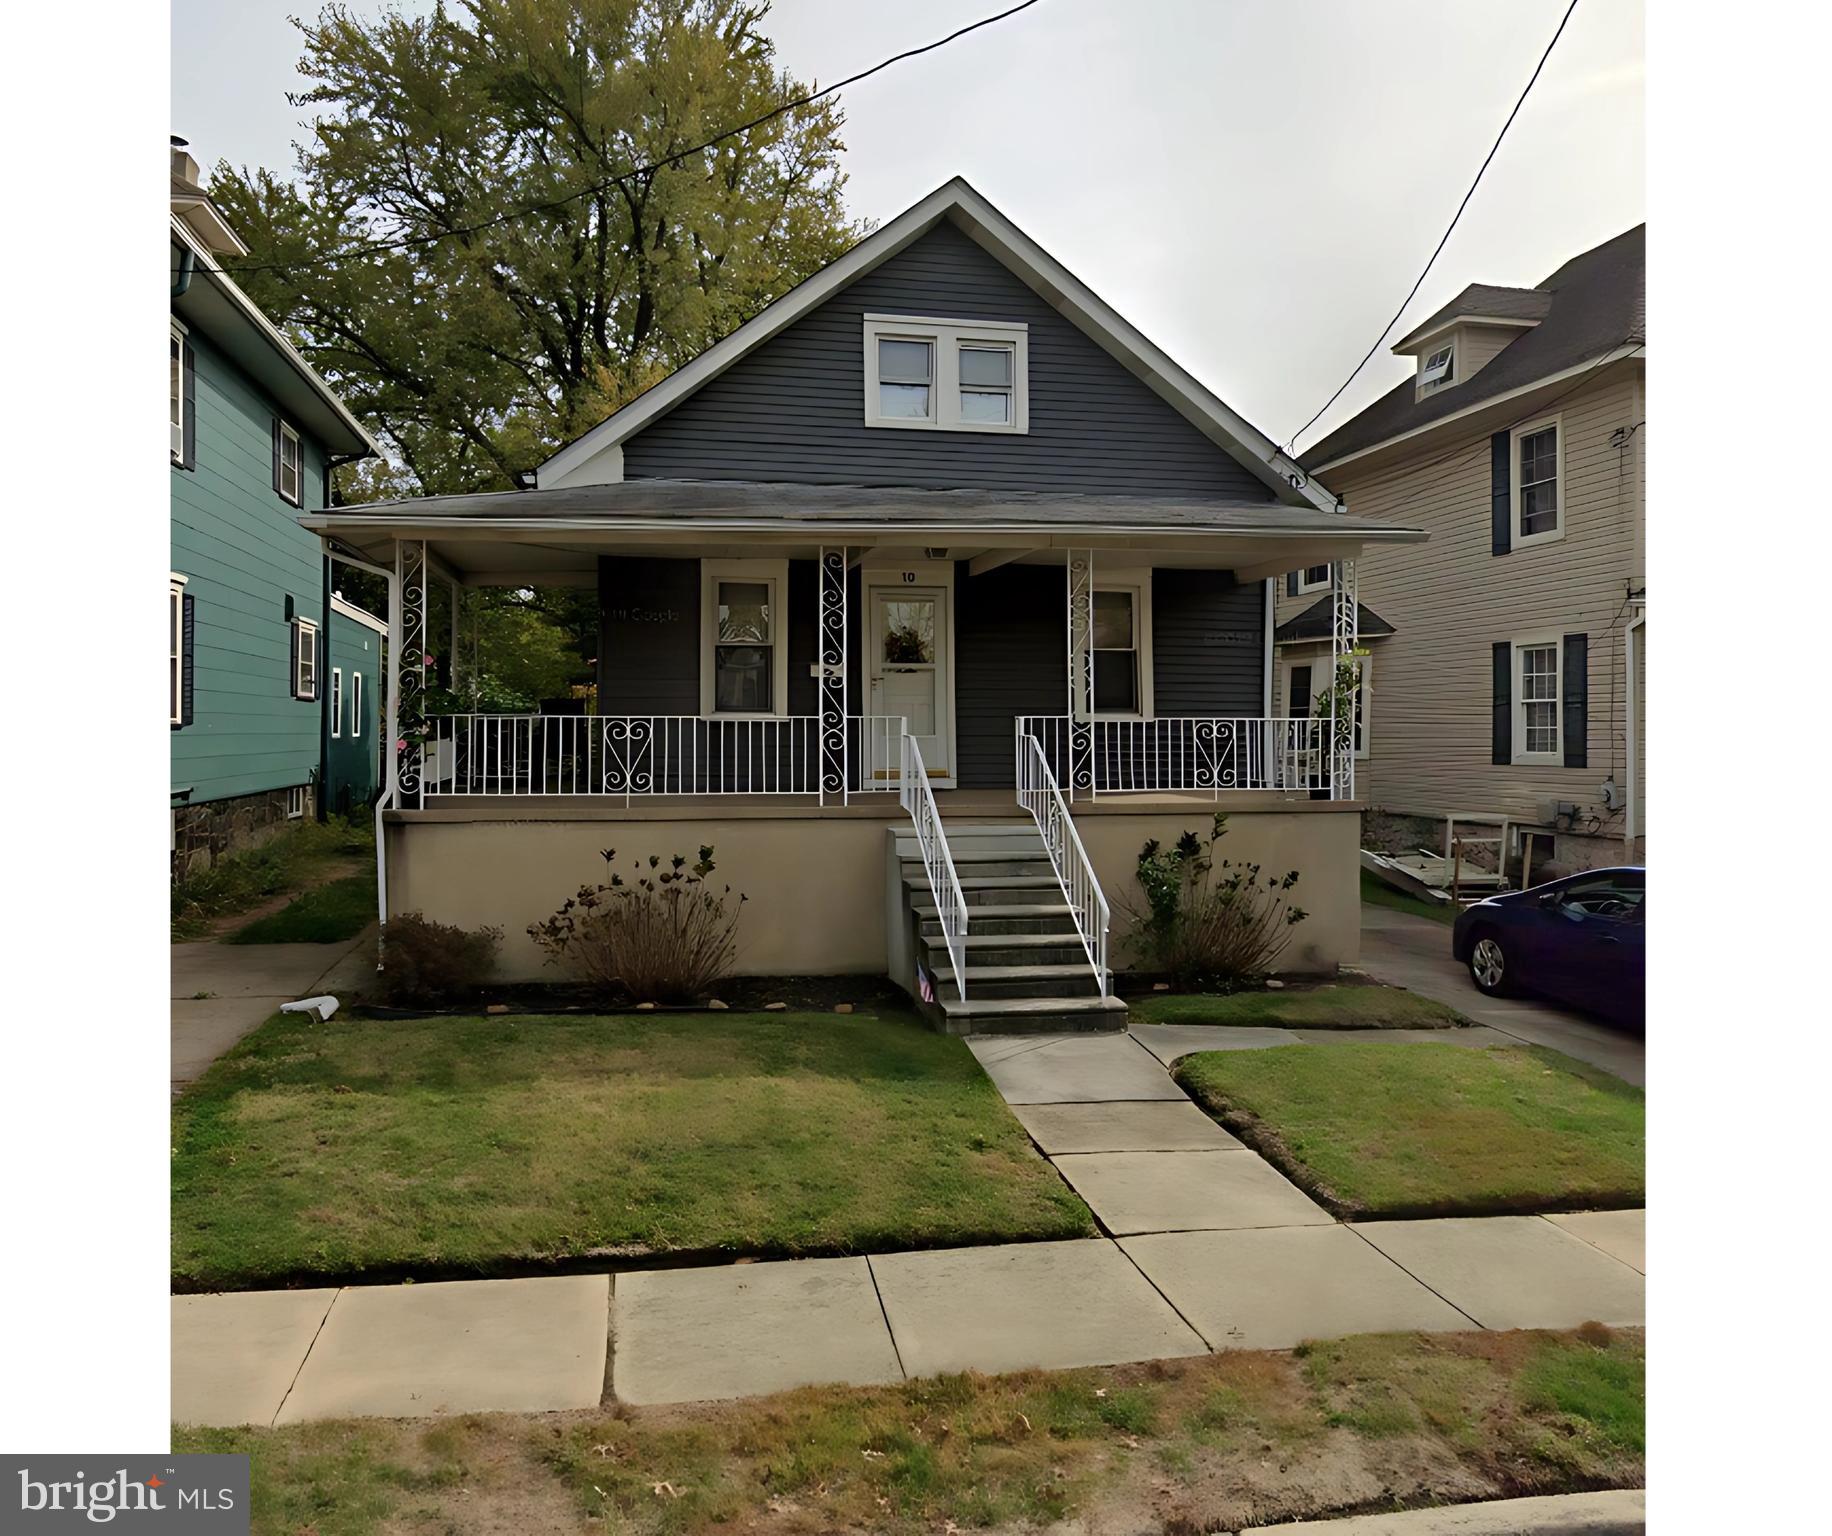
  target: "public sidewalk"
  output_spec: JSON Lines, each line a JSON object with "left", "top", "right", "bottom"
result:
{"left": 172, "top": 1028, "right": 1644, "bottom": 1428}
{"left": 171, "top": 930, "right": 374, "bottom": 1094}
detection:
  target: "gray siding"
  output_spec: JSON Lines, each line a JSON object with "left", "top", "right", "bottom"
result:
{"left": 622, "top": 222, "right": 1276, "bottom": 498}
{"left": 1153, "top": 570, "right": 1265, "bottom": 717}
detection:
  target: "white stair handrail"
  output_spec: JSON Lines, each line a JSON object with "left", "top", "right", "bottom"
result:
{"left": 899, "top": 729, "right": 969, "bottom": 1002}
{"left": 1015, "top": 727, "right": 1111, "bottom": 996}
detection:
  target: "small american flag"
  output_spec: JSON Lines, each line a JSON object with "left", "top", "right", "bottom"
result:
{"left": 916, "top": 965, "right": 936, "bottom": 1005}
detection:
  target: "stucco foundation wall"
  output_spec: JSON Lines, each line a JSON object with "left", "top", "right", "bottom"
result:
{"left": 386, "top": 815, "right": 893, "bottom": 981}
{"left": 1071, "top": 806, "right": 1361, "bottom": 975}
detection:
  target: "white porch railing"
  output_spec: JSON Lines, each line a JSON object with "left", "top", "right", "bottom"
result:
{"left": 417, "top": 714, "right": 904, "bottom": 804}
{"left": 1015, "top": 714, "right": 1332, "bottom": 798}
{"left": 899, "top": 729, "right": 969, "bottom": 1002}
{"left": 1015, "top": 728, "right": 1110, "bottom": 996}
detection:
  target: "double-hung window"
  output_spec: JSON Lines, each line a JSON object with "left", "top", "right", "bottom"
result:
{"left": 700, "top": 560, "right": 788, "bottom": 717}
{"left": 292, "top": 617, "right": 319, "bottom": 701}
{"left": 863, "top": 316, "right": 1028, "bottom": 432}
{"left": 1512, "top": 417, "right": 1562, "bottom": 544}
{"left": 1089, "top": 578, "right": 1152, "bottom": 717}
{"left": 169, "top": 575, "right": 187, "bottom": 726}
{"left": 276, "top": 420, "right": 303, "bottom": 506}
{"left": 170, "top": 323, "right": 185, "bottom": 462}
{"left": 1514, "top": 637, "right": 1562, "bottom": 763}
{"left": 330, "top": 668, "right": 344, "bottom": 738}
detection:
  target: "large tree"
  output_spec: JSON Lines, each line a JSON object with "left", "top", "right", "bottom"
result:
{"left": 213, "top": 0, "right": 864, "bottom": 498}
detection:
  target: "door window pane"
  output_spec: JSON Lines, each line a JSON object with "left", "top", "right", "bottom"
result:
{"left": 1289, "top": 664, "right": 1313, "bottom": 718}
{"left": 880, "top": 599, "right": 935, "bottom": 664}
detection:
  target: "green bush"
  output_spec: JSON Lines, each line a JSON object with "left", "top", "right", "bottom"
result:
{"left": 376, "top": 913, "right": 502, "bottom": 1005}
{"left": 1122, "top": 813, "right": 1308, "bottom": 987}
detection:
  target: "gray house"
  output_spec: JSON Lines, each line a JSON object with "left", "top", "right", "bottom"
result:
{"left": 308, "top": 179, "right": 1424, "bottom": 1029}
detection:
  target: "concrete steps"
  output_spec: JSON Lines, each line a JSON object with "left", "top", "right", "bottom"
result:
{"left": 896, "top": 822, "right": 1122, "bottom": 1035}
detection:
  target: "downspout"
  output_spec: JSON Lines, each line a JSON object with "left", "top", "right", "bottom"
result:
{"left": 1624, "top": 612, "right": 1644, "bottom": 850}
{"left": 171, "top": 246, "right": 195, "bottom": 299}
{"left": 1261, "top": 578, "right": 1275, "bottom": 716}
{"left": 317, "top": 552, "right": 333, "bottom": 822}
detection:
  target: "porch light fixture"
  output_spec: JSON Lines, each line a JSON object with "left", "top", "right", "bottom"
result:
{"left": 923, "top": 548, "right": 949, "bottom": 559}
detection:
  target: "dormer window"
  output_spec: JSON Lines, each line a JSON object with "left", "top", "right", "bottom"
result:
{"left": 863, "top": 315, "right": 1028, "bottom": 433}
{"left": 1420, "top": 344, "right": 1455, "bottom": 388}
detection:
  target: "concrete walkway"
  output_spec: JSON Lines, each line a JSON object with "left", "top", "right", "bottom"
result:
{"left": 174, "top": 1024, "right": 1644, "bottom": 1427}
{"left": 1244, "top": 1489, "right": 1645, "bottom": 1534}
{"left": 171, "top": 930, "right": 374, "bottom": 1094}
{"left": 1358, "top": 905, "right": 1646, "bottom": 1085}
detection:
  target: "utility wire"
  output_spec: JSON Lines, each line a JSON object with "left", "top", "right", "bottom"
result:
{"left": 1284, "top": 0, "right": 1582, "bottom": 456}
{"left": 187, "top": 0, "right": 1047, "bottom": 279}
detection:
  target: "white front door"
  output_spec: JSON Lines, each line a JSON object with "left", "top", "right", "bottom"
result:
{"left": 868, "top": 584, "right": 952, "bottom": 783}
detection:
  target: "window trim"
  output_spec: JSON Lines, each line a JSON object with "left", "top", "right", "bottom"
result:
{"left": 862, "top": 314, "right": 1029, "bottom": 434}
{"left": 699, "top": 558, "right": 791, "bottom": 719}
{"left": 1510, "top": 414, "right": 1565, "bottom": 548}
{"left": 1511, "top": 631, "right": 1563, "bottom": 765}
{"left": 169, "top": 573, "right": 188, "bottom": 726}
{"left": 1294, "top": 563, "right": 1332, "bottom": 595}
{"left": 330, "top": 667, "right": 344, "bottom": 738}
{"left": 286, "top": 786, "right": 306, "bottom": 820}
{"left": 1089, "top": 571, "right": 1154, "bottom": 720}
{"left": 277, "top": 420, "right": 304, "bottom": 507}
{"left": 292, "top": 616, "right": 319, "bottom": 701}
{"left": 170, "top": 321, "right": 186, "bottom": 464}
{"left": 350, "top": 670, "right": 363, "bottom": 738}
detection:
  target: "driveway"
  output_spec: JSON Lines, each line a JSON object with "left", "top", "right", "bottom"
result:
{"left": 171, "top": 930, "right": 375, "bottom": 1094}
{"left": 1357, "top": 905, "right": 1645, "bottom": 1086}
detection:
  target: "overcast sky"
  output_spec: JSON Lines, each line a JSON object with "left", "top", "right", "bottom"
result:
{"left": 170, "top": 0, "right": 1643, "bottom": 451}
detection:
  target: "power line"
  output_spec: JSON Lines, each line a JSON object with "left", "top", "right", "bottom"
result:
{"left": 190, "top": 0, "right": 1048, "bottom": 279}
{"left": 1284, "top": 0, "right": 1582, "bottom": 455}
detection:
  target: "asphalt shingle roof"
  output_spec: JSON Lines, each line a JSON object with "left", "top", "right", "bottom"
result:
{"left": 1303, "top": 225, "right": 1645, "bottom": 470}
{"left": 1274, "top": 597, "right": 1396, "bottom": 644}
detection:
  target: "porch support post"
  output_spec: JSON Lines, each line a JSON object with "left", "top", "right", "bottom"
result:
{"left": 1330, "top": 558, "right": 1358, "bottom": 801}
{"left": 396, "top": 537, "right": 428, "bottom": 809}
{"left": 449, "top": 574, "right": 461, "bottom": 697}
{"left": 1067, "top": 548, "right": 1094, "bottom": 801}
{"left": 818, "top": 546, "right": 849, "bottom": 804}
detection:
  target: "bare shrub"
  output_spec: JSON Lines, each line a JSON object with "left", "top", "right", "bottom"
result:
{"left": 527, "top": 847, "right": 745, "bottom": 1004}
{"left": 1121, "top": 814, "right": 1308, "bottom": 988}
{"left": 377, "top": 912, "right": 502, "bottom": 1005}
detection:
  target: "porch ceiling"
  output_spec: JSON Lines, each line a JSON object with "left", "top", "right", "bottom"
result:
{"left": 304, "top": 480, "right": 1425, "bottom": 585}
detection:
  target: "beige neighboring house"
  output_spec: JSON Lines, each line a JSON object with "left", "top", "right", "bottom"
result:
{"left": 1281, "top": 226, "right": 1645, "bottom": 875}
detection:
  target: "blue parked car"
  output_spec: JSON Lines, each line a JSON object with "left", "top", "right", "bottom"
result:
{"left": 1452, "top": 867, "right": 1645, "bottom": 1025}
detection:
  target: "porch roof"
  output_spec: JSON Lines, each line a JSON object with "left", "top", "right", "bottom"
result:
{"left": 304, "top": 479, "right": 1426, "bottom": 584}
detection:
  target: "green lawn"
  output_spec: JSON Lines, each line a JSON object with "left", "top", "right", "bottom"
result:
{"left": 172, "top": 1008, "right": 1093, "bottom": 1290}
{"left": 1360, "top": 868, "right": 1457, "bottom": 924}
{"left": 227, "top": 874, "right": 377, "bottom": 944}
{"left": 1130, "top": 982, "right": 1464, "bottom": 1029}
{"left": 1176, "top": 1041, "right": 1643, "bottom": 1218}
{"left": 175, "top": 1328, "right": 1643, "bottom": 1536}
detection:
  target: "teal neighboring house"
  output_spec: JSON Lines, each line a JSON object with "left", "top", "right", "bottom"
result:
{"left": 170, "top": 138, "right": 383, "bottom": 876}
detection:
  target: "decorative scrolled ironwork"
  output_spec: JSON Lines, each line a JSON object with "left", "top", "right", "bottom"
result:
{"left": 818, "top": 547, "right": 849, "bottom": 801}
{"left": 1067, "top": 550, "right": 1094, "bottom": 799}
{"left": 396, "top": 540, "right": 428, "bottom": 803}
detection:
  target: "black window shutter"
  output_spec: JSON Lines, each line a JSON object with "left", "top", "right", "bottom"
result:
{"left": 272, "top": 419, "right": 283, "bottom": 495}
{"left": 1562, "top": 632, "right": 1589, "bottom": 768}
{"left": 1491, "top": 641, "right": 1511, "bottom": 765}
{"left": 180, "top": 594, "right": 196, "bottom": 727}
{"left": 1285, "top": 571, "right": 1299, "bottom": 598}
{"left": 1490, "top": 432, "right": 1511, "bottom": 555}
{"left": 181, "top": 342, "right": 197, "bottom": 469}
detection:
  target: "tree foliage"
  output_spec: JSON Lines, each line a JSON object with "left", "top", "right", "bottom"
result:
{"left": 211, "top": 0, "right": 864, "bottom": 498}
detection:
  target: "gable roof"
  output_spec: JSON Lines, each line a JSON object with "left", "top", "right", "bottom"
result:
{"left": 1302, "top": 224, "right": 1645, "bottom": 473}
{"left": 539, "top": 177, "right": 1334, "bottom": 512}
{"left": 1392, "top": 283, "right": 1554, "bottom": 350}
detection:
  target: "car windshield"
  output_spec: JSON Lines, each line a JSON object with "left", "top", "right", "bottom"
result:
{"left": 1556, "top": 872, "right": 1645, "bottom": 921}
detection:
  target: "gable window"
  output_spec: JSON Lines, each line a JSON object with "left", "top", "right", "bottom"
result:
{"left": 170, "top": 324, "right": 185, "bottom": 462}
{"left": 276, "top": 420, "right": 303, "bottom": 506}
{"left": 1090, "top": 577, "right": 1153, "bottom": 717}
{"left": 1295, "top": 563, "right": 1332, "bottom": 595}
{"left": 169, "top": 575, "right": 188, "bottom": 726}
{"left": 330, "top": 667, "right": 344, "bottom": 738}
{"left": 1419, "top": 343, "right": 1455, "bottom": 388}
{"left": 1514, "top": 636, "right": 1562, "bottom": 763}
{"left": 351, "top": 671, "right": 363, "bottom": 737}
{"left": 863, "top": 315, "right": 1028, "bottom": 433}
{"left": 700, "top": 560, "right": 788, "bottom": 717}
{"left": 1511, "top": 417, "right": 1562, "bottom": 545}
{"left": 292, "top": 616, "right": 319, "bottom": 701}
